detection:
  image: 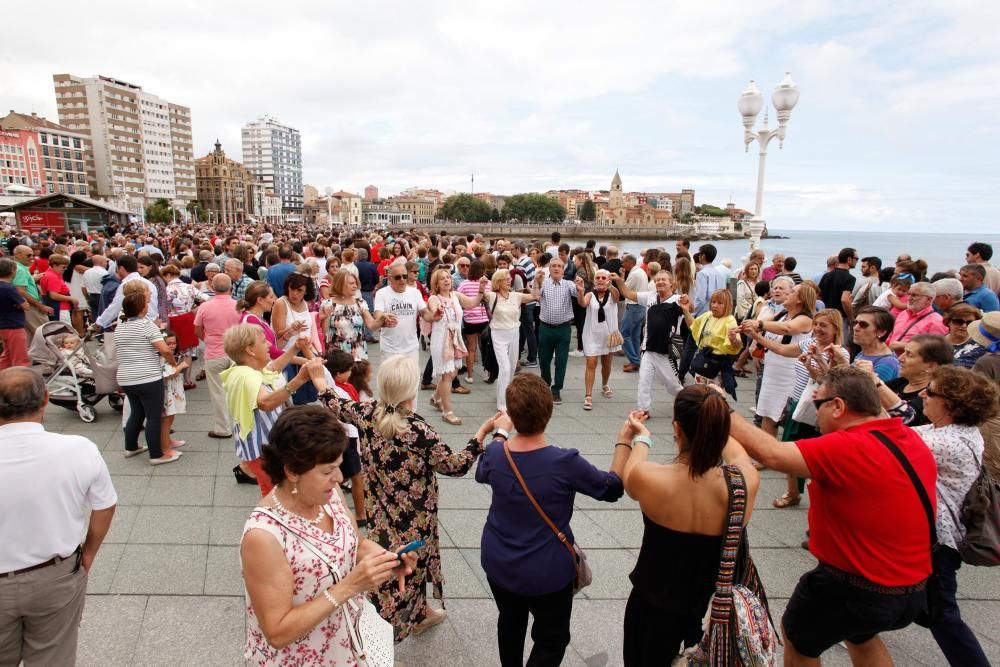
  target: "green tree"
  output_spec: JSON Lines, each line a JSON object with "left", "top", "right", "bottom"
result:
{"left": 490, "top": 207, "right": 501, "bottom": 222}
{"left": 501, "top": 194, "right": 566, "bottom": 222}
{"left": 186, "top": 200, "right": 207, "bottom": 223}
{"left": 694, "top": 204, "right": 729, "bottom": 217}
{"left": 145, "top": 198, "right": 174, "bottom": 224}
{"left": 579, "top": 199, "right": 597, "bottom": 221}
{"left": 438, "top": 194, "right": 492, "bottom": 222}
{"left": 680, "top": 212, "right": 695, "bottom": 225}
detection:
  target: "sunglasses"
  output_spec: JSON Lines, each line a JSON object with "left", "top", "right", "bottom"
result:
{"left": 923, "top": 386, "right": 944, "bottom": 398}
{"left": 948, "top": 319, "right": 974, "bottom": 327}
{"left": 812, "top": 396, "right": 840, "bottom": 410}
{"left": 390, "top": 274, "right": 406, "bottom": 282}
{"left": 854, "top": 320, "right": 872, "bottom": 329}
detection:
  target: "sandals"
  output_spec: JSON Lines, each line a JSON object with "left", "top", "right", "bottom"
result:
{"left": 773, "top": 492, "right": 801, "bottom": 508}
{"left": 583, "top": 396, "right": 593, "bottom": 411}
{"left": 733, "top": 368, "right": 751, "bottom": 378}
{"left": 429, "top": 396, "right": 442, "bottom": 411}
{"left": 442, "top": 411, "right": 462, "bottom": 425}
{"left": 602, "top": 385, "right": 613, "bottom": 398}
{"left": 413, "top": 608, "right": 448, "bottom": 636}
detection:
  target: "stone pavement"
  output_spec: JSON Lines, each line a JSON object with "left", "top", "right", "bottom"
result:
{"left": 47, "top": 346, "right": 999, "bottom": 666}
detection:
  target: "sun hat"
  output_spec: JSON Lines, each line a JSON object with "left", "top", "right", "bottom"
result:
{"left": 969, "top": 311, "right": 1000, "bottom": 352}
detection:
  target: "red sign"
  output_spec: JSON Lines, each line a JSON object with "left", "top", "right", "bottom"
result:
{"left": 18, "top": 210, "right": 66, "bottom": 233}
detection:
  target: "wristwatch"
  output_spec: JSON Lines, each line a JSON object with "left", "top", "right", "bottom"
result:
{"left": 493, "top": 428, "right": 510, "bottom": 441}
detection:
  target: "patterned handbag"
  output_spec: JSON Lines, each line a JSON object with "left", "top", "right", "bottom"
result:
{"left": 686, "top": 466, "right": 779, "bottom": 666}
{"left": 254, "top": 508, "right": 395, "bottom": 667}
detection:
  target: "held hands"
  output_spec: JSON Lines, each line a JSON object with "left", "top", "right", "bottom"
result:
{"left": 303, "top": 357, "right": 326, "bottom": 381}
{"left": 726, "top": 327, "right": 741, "bottom": 343}
{"left": 617, "top": 410, "right": 650, "bottom": 444}
{"left": 854, "top": 359, "right": 877, "bottom": 379}
{"left": 295, "top": 337, "right": 312, "bottom": 354}
{"left": 677, "top": 295, "right": 691, "bottom": 312}
{"left": 382, "top": 313, "right": 399, "bottom": 328}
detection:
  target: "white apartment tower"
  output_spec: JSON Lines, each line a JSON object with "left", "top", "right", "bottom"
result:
{"left": 241, "top": 115, "right": 303, "bottom": 215}
{"left": 51, "top": 74, "right": 195, "bottom": 215}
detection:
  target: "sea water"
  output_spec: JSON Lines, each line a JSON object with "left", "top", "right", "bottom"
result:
{"left": 603, "top": 230, "right": 1000, "bottom": 280}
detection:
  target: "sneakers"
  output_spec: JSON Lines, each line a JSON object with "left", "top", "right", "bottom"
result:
{"left": 569, "top": 350, "right": 584, "bottom": 358}
{"left": 521, "top": 359, "right": 538, "bottom": 368}
{"left": 124, "top": 446, "right": 148, "bottom": 459}
{"left": 552, "top": 393, "right": 563, "bottom": 405}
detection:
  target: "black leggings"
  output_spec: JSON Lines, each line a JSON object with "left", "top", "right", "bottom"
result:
{"left": 623, "top": 589, "right": 704, "bottom": 666}
{"left": 123, "top": 378, "right": 164, "bottom": 459}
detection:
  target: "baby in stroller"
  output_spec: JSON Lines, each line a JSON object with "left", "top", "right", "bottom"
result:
{"left": 59, "top": 334, "right": 94, "bottom": 378}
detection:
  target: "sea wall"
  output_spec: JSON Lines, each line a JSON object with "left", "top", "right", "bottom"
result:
{"left": 385, "top": 222, "right": 749, "bottom": 242}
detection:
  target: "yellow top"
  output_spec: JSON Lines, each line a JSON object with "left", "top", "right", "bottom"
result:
{"left": 690, "top": 313, "right": 742, "bottom": 356}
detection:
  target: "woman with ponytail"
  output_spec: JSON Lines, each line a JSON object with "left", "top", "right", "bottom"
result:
{"left": 311, "top": 353, "right": 505, "bottom": 640}
{"left": 621, "top": 385, "right": 761, "bottom": 665}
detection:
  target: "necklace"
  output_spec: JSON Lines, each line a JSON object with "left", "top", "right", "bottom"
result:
{"left": 269, "top": 488, "right": 324, "bottom": 525}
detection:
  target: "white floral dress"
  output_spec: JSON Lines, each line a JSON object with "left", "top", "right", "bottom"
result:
{"left": 161, "top": 361, "right": 186, "bottom": 417}
{"left": 242, "top": 492, "right": 364, "bottom": 666}
{"left": 913, "top": 423, "right": 984, "bottom": 550}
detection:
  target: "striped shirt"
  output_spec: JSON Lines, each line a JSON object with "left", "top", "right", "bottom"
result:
{"left": 457, "top": 280, "right": 491, "bottom": 324}
{"left": 516, "top": 254, "right": 536, "bottom": 281}
{"left": 234, "top": 394, "right": 285, "bottom": 462}
{"left": 538, "top": 278, "right": 577, "bottom": 325}
{"left": 114, "top": 318, "right": 164, "bottom": 386}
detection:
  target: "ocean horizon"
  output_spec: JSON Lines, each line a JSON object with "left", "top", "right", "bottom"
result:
{"left": 606, "top": 229, "right": 1000, "bottom": 280}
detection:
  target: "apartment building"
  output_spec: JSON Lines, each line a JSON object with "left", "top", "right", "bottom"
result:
{"left": 51, "top": 74, "right": 195, "bottom": 215}
{"left": 195, "top": 141, "right": 263, "bottom": 225}
{"left": 0, "top": 111, "right": 91, "bottom": 198}
{"left": 241, "top": 115, "right": 303, "bottom": 215}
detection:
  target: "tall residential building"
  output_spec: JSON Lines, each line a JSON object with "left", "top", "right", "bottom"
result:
{"left": 241, "top": 115, "right": 302, "bottom": 215}
{"left": 195, "top": 141, "right": 262, "bottom": 225}
{"left": 51, "top": 74, "right": 195, "bottom": 215}
{"left": 363, "top": 184, "right": 378, "bottom": 200}
{"left": 1, "top": 111, "right": 90, "bottom": 197}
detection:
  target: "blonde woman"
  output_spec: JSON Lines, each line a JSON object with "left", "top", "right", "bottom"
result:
{"left": 576, "top": 268, "right": 622, "bottom": 410}
{"left": 313, "top": 354, "right": 506, "bottom": 640}
{"left": 427, "top": 266, "right": 488, "bottom": 425}
{"left": 485, "top": 269, "right": 539, "bottom": 410}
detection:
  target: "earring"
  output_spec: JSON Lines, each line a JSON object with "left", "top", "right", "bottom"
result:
{"left": 291, "top": 485, "right": 298, "bottom": 495}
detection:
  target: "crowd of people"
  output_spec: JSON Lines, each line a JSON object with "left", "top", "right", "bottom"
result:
{"left": 1, "top": 220, "right": 999, "bottom": 666}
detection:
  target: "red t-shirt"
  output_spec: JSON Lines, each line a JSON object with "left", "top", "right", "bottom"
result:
{"left": 796, "top": 417, "right": 936, "bottom": 586}
{"left": 38, "top": 268, "right": 71, "bottom": 310}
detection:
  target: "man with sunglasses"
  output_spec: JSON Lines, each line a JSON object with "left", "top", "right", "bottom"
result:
{"left": 729, "top": 365, "right": 936, "bottom": 666}
{"left": 11, "top": 245, "right": 53, "bottom": 339}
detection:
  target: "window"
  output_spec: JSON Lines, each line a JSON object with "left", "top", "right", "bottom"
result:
{"left": 74, "top": 151, "right": 81, "bottom": 160}
{"left": 41, "top": 145, "right": 49, "bottom": 157}
{"left": 67, "top": 184, "right": 75, "bottom": 194}
{"left": 44, "top": 158, "right": 51, "bottom": 169}
{"left": 40, "top": 133, "right": 48, "bottom": 144}
{"left": 73, "top": 138, "right": 81, "bottom": 148}
{"left": 55, "top": 161, "right": 62, "bottom": 170}
{"left": 61, "top": 138, "right": 69, "bottom": 147}
{"left": 63, "top": 149, "right": 71, "bottom": 159}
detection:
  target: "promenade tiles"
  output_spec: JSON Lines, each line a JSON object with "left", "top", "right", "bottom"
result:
{"left": 50, "top": 345, "right": 997, "bottom": 666}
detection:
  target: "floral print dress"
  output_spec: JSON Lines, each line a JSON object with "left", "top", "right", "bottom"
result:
{"left": 324, "top": 297, "right": 369, "bottom": 361}
{"left": 318, "top": 388, "right": 484, "bottom": 640}
{"left": 242, "top": 492, "right": 362, "bottom": 666}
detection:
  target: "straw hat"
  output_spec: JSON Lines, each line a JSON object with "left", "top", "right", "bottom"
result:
{"left": 969, "top": 311, "right": 1000, "bottom": 352}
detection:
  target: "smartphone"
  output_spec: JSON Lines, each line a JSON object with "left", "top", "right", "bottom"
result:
{"left": 396, "top": 539, "right": 426, "bottom": 557}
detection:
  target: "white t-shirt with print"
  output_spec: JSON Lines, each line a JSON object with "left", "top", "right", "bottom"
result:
{"left": 374, "top": 285, "right": 426, "bottom": 356}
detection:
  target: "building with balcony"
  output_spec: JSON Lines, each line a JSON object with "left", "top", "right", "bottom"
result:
{"left": 195, "top": 141, "right": 262, "bottom": 225}
{"left": 241, "top": 115, "right": 303, "bottom": 215}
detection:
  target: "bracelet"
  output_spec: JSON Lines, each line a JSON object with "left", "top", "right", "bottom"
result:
{"left": 632, "top": 435, "right": 652, "bottom": 448}
{"left": 615, "top": 442, "right": 632, "bottom": 450}
{"left": 322, "top": 589, "right": 340, "bottom": 609}
{"left": 493, "top": 428, "right": 510, "bottom": 441}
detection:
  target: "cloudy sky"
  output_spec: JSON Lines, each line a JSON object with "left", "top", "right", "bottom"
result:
{"left": 3, "top": 0, "right": 997, "bottom": 231}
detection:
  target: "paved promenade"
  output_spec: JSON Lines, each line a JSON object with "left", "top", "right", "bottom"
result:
{"left": 53, "top": 346, "right": 999, "bottom": 666}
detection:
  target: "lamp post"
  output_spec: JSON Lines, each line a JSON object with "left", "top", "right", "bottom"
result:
{"left": 739, "top": 72, "right": 799, "bottom": 252}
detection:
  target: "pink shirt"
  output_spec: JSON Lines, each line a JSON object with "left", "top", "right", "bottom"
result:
{"left": 194, "top": 294, "right": 241, "bottom": 359}
{"left": 887, "top": 305, "right": 948, "bottom": 347}
{"left": 761, "top": 266, "right": 780, "bottom": 283}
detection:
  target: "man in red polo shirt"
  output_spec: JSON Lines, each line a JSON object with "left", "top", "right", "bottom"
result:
{"left": 729, "top": 365, "right": 936, "bottom": 665}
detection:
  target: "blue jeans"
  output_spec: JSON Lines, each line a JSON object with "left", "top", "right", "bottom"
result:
{"left": 361, "top": 290, "right": 375, "bottom": 340}
{"left": 621, "top": 304, "right": 645, "bottom": 366}
{"left": 931, "top": 546, "right": 990, "bottom": 666}
{"left": 519, "top": 305, "right": 537, "bottom": 363}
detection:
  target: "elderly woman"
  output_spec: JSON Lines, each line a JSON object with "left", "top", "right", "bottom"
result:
{"left": 865, "top": 334, "right": 954, "bottom": 426}
{"left": 485, "top": 268, "right": 539, "bottom": 410}
{"left": 944, "top": 303, "right": 986, "bottom": 369}
{"left": 575, "top": 268, "right": 622, "bottom": 410}
{"left": 743, "top": 278, "right": 815, "bottom": 438}
{"left": 913, "top": 367, "right": 999, "bottom": 666}
{"left": 314, "top": 354, "right": 502, "bottom": 640}
{"left": 320, "top": 269, "right": 386, "bottom": 361}
{"left": 748, "top": 307, "right": 848, "bottom": 507}
{"left": 427, "top": 266, "right": 487, "bottom": 425}
{"left": 221, "top": 324, "right": 316, "bottom": 490}
{"left": 735, "top": 261, "right": 760, "bottom": 321}
{"left": 162, "top": 262, "right": 204, "bottom": 389}
{"left": 476, "top": 374, "right": 627, "bottom": 666}
{"left": 621, "top": 386, "right": 760, "bottom": 663}
{"left": 240, "top": 405, "right": 417, "bottom": 666}
{"left": 115, "top": 290, "right": 179, "bottom": 465}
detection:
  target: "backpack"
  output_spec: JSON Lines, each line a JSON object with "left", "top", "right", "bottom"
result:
{"left": 685, "top": 466, "right": 779, "bottom": 667}
{"left": 957, "top": 462, "right": 1000, "bottom": 566}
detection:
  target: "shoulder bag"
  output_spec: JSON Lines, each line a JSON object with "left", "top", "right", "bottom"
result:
{"left": 479, "top": 292, "right": 502, "bottom": 379}
{"left": 686, "top": 464, "right": 779, "bottom": 667}
{"left": 691, "top": 317, "right": 725, "bottom": 379}
{"left": 502, "top": 443, "right": 592, "bottom": 594}
{"left": 956, "top": 442, "right": 1000, "bottom": 567}
{"left": 252, "top": 508, "right": 394, "bottom": 667}
{"left": 871, "top": 431, "right": 943, "bottom": 627}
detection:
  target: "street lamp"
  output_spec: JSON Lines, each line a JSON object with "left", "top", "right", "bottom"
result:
{"left": 739, "top": 72, "right": 799, "bottom": 251}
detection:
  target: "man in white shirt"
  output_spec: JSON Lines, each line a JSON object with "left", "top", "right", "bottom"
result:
{"left": 620, "top": 254, "right": 648, "bottom": 372}
{"left": 92, "top": 254, "right": 159, "bottom": 330}
{"left": 81, "top": 254, "right": 109, "bottom": 314}
{"left": 374, "top": 263, "right": 439, "bottom": 408}
{"left": 0, "top": 367, "right": 117, "bottom": 666}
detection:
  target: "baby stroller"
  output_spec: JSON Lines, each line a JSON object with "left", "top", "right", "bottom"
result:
{"left": 28, "top": 321, "right": 124, "bottom": 423}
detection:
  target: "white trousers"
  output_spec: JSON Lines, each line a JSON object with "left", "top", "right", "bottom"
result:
{"left": 404, "top": 348, "right": 420, "bottom": 412}
{"left": 491, "top": 327, "right": 519, "bottom": 411}
{"left": 637, "top": 351, "right": 683, "bottom": 412}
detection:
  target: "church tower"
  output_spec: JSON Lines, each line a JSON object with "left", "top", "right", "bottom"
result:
{"left": 609, "top": 169, "right": 624, "bottom": 210}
